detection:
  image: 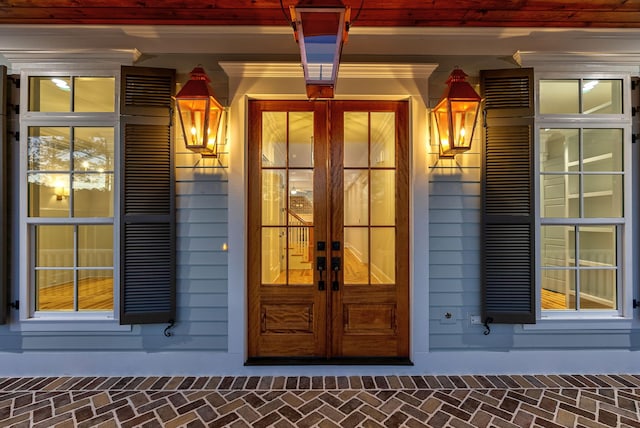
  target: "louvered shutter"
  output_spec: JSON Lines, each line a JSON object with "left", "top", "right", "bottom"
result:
{"left": 120, "top": 66, "right": 176, "bottom": 325}
{"left": 0, "top": 66, "right": 6, "bottom": 325}
{"left": 480, "top": 68, "right": 536, "bottom": 324}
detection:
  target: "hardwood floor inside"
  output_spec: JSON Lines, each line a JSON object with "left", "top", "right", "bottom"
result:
{"left": 38, "top": 277, "right": 113, "bottom": 311}
{"left": 541, "top": 288, "right": 613, "bottom": 310}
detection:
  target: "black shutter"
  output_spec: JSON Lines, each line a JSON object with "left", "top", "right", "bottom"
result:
{"left": 0, "top": 66, "right": 6, "bottom": 325}
{"left": 120, "top": 66, "right": 176, "bottom": 325}
{"left": 480, "top": 68, "right": 535, "bottom": 324}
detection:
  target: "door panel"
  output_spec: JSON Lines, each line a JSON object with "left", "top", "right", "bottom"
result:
{"left": 248, "top": 100, "right": 408, "bottom": 361}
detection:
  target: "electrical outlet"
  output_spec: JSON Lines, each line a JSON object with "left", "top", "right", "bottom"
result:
{"left": 470, "top": 315, "right": 482, "bottom": 325}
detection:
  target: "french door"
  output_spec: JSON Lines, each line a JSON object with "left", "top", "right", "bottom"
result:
{"left": 247, "top": 100, "right": 409, "bottom": 362}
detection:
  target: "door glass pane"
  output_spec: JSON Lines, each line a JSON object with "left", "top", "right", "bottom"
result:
{"left": 370, "top": 112, "right": 395, "bottom": 168}
{"left": 289, "top": 170, "right": 313, "bottom": 223}
{"left": 344, "top": 227, "right": 368, "bottom": 284}
{"left": 262, "top": 170, "right": 286, "bottom": 226}
{"left": 288, "top": 226, "right": 313, "bottom": 285}
{"left": 262, "top": 227, "right": 286, "bottom": 285}
{"left": 78, "top": 269, "right": 113, "bottom": 310}
{"left": 289, "top": 112, "right": 314, "bottom": 167}
{"left": 344, "top": 112, "right": 368, "bottom": 167}
{"left": 371, "top": 228, "right": 395, "bottom": 283}
{"left": 262, "top": 112, "right": 287, "bottom": 167}
{"left": 344, "top": 170, "right": 368, "bottom": 226}
{"left": 371, "top": 170, "right": 395, "bottom": 226}
{"left": 74, "top": 77, "right": 115, "bottom": 112}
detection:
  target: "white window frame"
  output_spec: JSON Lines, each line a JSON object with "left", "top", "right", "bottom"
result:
{"left": 13, "top": 66, "right": 128, "bottom": 331}
{"left": 534, "top": 71, "right": 633, "bottom": 324}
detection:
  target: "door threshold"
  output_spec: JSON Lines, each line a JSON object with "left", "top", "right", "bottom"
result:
{"left": 245, "top": 357, "right": 413, "bottom": 366}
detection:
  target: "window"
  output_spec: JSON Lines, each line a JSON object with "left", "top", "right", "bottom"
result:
{"left": 537, "top": 77, "right": 630, "bottom": 316}
{"left": 21, "top": 71, "right": 117, "bottom": 319}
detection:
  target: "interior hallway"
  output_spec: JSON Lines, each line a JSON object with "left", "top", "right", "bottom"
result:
{"left": 1, "top": 374, "right": 639, "bottom": 427}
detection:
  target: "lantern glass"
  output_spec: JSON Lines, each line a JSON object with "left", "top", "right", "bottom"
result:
{"left": 291, "top": 2, "right": 349, "bottom": 99}
{"left": 434, "top": 69, "right": 482, "bottom": 158}
{"left": 176, "top": 96, "right": 223, "bottom": 157}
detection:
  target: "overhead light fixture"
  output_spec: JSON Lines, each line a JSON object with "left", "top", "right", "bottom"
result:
{"left": 433, "top": 68, "right": 482, "bottom": 158}
{"left": 174, "top": 66, "right": 225, "bottom": 158}
{"left": 289, "top": 0, "right": 351, "bottom": 99}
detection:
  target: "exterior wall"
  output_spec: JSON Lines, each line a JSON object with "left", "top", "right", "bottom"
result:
{"left": 2, "top": 50, "right": 640, "bottom": 376}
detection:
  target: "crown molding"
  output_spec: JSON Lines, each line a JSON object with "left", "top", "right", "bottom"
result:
{"left": 514, "top": 51, "right": 640, "bottom": 72}
{"left": 0, "top": 49, "right": 142, "bottom": 72}
{"left": 219, "top": 62, "right": 437, "bottom": 79}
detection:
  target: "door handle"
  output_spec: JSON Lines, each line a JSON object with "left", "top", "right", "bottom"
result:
{"left": 331, "top": 257, "right": 341, "bottom": 291}
{"left": 317, "top": 256, "right": 326, "bottom": 291}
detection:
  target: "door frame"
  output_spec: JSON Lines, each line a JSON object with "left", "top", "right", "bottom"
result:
{"left": 221, "top": 62, "right": 436, "bottom": 370}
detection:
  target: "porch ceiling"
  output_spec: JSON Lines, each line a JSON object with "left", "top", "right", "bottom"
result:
{"left": 0, "top": 0, "right": 639, "bottom": 28}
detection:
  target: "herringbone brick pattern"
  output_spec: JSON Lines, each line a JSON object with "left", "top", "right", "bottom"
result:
{"left": 1, "top": 375, "right": 640, "bottom": 427}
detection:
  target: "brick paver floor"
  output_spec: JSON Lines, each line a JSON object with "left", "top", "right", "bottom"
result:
{"left": 1, "top": 374, "right": 640, "bottom": 427}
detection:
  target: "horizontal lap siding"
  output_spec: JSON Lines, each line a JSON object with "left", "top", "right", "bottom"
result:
{"left": 174, "top": 149, "right": 229, "bottom": 352}
{"left": 429, "top": 159, "right": 485, "bottom": 348}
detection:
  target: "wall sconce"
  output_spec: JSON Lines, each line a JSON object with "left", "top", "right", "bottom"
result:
{"left": 174, "top": 66, "right": 224, "bottom": 158}
{"left": 290, "top": 0, "right": 351, "bottom": 99}
{"left": 54, "top": 182, "right": 69, "bottom": 201}
{"left": 433, "top": 68, "right": 482, "bottom": 158}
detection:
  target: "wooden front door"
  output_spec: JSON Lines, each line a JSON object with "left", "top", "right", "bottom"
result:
{"left": 247, "top": 100, "right": 409, "bottom": 362}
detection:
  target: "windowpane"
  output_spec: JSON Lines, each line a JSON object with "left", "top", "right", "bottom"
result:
{"left": 29, "top": 77, "right": 71, "bottom": 112}
{"left": 73, "top": 173, "right": 114, "bottom": 217}
{"left": 28, "top": 173, "right": 70, "bottom": 218}
{"left": 74, "top": 77, "right": 115, "bottom": 112}
{"left": 36, "top": 225, "right": 74, "bottom": 267}
{"left": 578, "top": 225, "right": 616, "bottom": 266}
{"left": 36, "top": 270, "right": 74, "bottom": 311}
{"left": 540, "top": 129, "right": 578, "bottom": 172}
{"left": 582, "top": 80, "right": 622, "bottom": 114}
{"left": 78, "top": 225, "right": 113, "bottom": 267}
{"left": 541, "top": 225, "right": 574, "bottom": 268}
{"left": 583, "top": 175, "right": 622, "bottom": 218}
{"left": 579, "top": 270, "right": 616, "bottom": 309}
{"left": 73, "top": 127, "right": 115, "bottom": 171}
{"left": 541, "top": 269, "right": 576, "bottom": 310}
{"left": 540, "top": 80, "right": 580, "bottom": 114}
{"left": 582, "top": 129, "right": 622, "bottom": 172}
{"left": 28, "top": 127, "right": 71, "bottom": 171}
{"left": 78, "top": 269, "right": 113, "bottom": 310}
